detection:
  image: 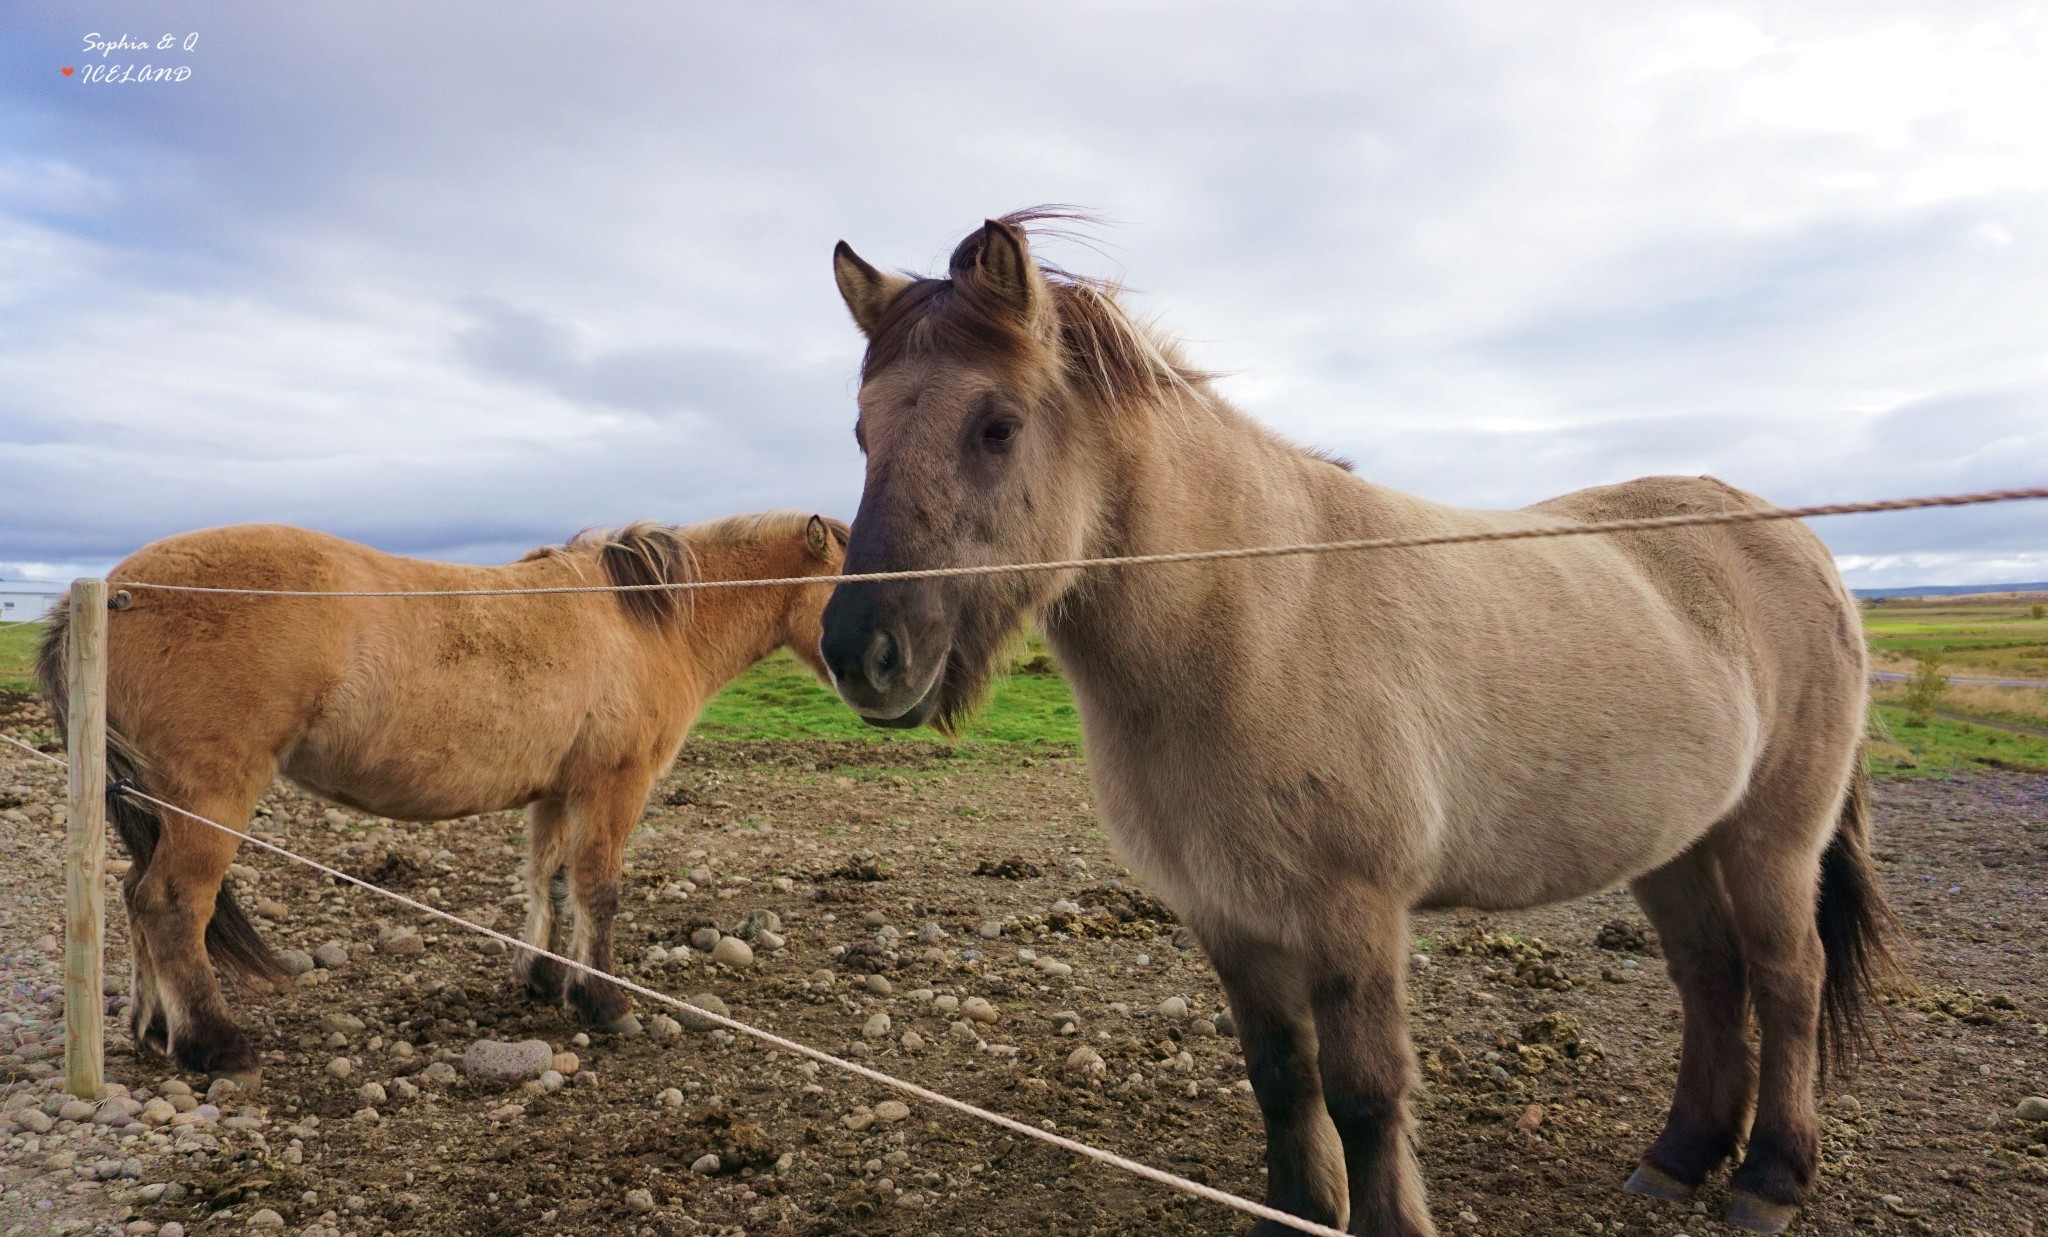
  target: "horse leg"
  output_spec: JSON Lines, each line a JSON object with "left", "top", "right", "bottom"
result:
{"left": 1202, "top": 926, "right": 1348, "bottom": 1234}
{"left": 1306, "top": 894, "right": 1435, "bottom": 1237}
{"left": 132, "top": 803, "right": 261, "bottom": 1080}
{"left": 512, "top": 798, "right": 571, "bottom": 1004}
{"left": 1625, "top": 845, "right": 1753, "bottom": 1202}
{"left": 1718, "top": 816, "right": 1834, "bottom": 1233}
{"left": 122, "top": 872, "right": 170, "bottom": 1056}
{"left": 561, "top": 779, "right": 644, "bottom": 1032}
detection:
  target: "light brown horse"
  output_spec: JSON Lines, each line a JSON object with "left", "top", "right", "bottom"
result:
{"left": 40, "top": 511, "right": 849, "bottom": 1081}
{"left": 817, "top": 213, "right": 1902, "bottom": 1236}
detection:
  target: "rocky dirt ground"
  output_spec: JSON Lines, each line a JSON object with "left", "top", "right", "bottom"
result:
{"left": 2, "top": 689, "right": 2045, "bottom": 1237}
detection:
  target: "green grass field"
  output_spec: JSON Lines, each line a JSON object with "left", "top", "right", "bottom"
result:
{"left": 1861, "top": 593, "right": 2048, "bottom": 678}
{"left": 694, "top": 647, "right": 1080, "bottom": 746}
{"left": 0, "top": 620, "right": 43, "bottom": 693}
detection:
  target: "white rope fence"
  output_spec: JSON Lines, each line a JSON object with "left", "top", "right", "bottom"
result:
{"left": 0, "top": 729, "right": 1349, "bottom": 1237}
{"left": 107, "top": 484, "right": 2048, "bottom": 599}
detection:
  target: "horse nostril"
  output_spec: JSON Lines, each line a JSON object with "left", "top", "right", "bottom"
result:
{"left": 865, "top": 629, "right": 900, "bottom": 686}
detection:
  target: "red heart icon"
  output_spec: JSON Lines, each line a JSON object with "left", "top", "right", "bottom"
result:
{"left": 61, "top": 66, "right": 74, "bottom": 76}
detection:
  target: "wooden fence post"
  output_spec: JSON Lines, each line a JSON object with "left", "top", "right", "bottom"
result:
{"left": 64, "top": 577, "right": 108, "bottom": 1100}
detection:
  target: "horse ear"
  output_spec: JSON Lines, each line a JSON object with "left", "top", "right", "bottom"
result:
{"left": 804, "top": 514, "right": 839, "bottom": 561}
{"left": 950, "top": 219, "right": 1042, "bottom": 320}
{"left": 834, "top": 242, "right": 909, "bottom": 338}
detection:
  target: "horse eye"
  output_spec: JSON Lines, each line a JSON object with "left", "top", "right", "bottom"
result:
{"left": 981, "top": 418, "right": 1020, "bottom": 450}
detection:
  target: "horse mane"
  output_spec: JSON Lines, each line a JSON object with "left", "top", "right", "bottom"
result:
{"left": 861, "top": 208, "right": 1213, "bottom": 410}
{"left": 523, "top": 522, "right": 693, "bottom": 627}
{"left": 522, "top": 510, "right": 834, "bottom": 627}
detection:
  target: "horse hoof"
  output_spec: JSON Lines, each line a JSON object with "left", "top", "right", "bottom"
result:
{"left": 604, "top": 1013, "right": 644, "bottom": 1037}
{"left": 209, "top": 1069, "right": 262, "bottom": 1095}
{"left": 1725, "top": 1191, "right": 1798, "bottom": 1234}
{"left": 1623, "top": 1164, "right": 1694, "bottom": 1203}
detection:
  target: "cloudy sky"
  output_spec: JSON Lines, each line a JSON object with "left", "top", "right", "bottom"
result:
{"left": 2, "top": 1, "right": 2044, "bottom": 587}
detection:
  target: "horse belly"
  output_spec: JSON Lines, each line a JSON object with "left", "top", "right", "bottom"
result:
{"left": 284, "top": 689, "right": 580, "bottom": 821}
{"left": 1422, "top": 704, "right": 1758, "bottom": 910}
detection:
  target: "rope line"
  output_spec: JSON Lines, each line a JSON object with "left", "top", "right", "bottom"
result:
{"left": 0, "top": 731, "right": 1347, "bottom": 1237}
{"left": 109, "top": 485, "right": 2048, "bottom": 599}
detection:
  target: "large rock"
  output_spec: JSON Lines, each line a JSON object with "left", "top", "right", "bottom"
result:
{"left": 675, "top": 993, "right": 730, "bottom": 1032}
{"left": 462, "top": 1039, "right": 555, "bottom": 1082}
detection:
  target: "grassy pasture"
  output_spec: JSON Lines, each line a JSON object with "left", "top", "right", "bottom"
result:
{"left": 1861, "top": 591, "right": 2048, "bottom": 678}
{"left": 0, "top": 620, "right": 43, "bottom": 693}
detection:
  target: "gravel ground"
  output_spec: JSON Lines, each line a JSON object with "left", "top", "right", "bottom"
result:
{"left": 3, "top": 689, "right": 2045, "bottom": 1237}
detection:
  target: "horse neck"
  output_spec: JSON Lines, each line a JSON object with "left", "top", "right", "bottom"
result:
{"left": 661, "top": 542, "right": 797, "bottom": 685}
{"left": 1046, "top": 391, "right": 1350, "bottom": 686}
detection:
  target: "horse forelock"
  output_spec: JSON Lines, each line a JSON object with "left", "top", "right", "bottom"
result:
{"left": 860, "top": 213, "right": 1211, "bottom": 413}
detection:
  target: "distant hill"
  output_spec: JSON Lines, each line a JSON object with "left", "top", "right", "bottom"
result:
{"left": 1853, "top": 581, "right": 2048, "bottom": 600}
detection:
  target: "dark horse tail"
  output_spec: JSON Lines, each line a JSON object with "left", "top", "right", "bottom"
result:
{"left": 36, "top": 600, "right": 288, "bottom": 988}
{"left": 1816, "top": 758, "right": 1907, "bottom": 1079}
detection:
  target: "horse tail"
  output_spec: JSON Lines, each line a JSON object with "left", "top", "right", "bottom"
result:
{"left": 1816, "top": 757, "right": 1908, "bottom": 1079}
{"left": 35, "top": 598, "right": 289, "bottom": 988}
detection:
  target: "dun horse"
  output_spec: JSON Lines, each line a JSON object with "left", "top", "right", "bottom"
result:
{"left": 40, "top": 512, "right": 849, "bottom": 1081}
{"left": 818, "top": 214, "right": 1900, "bottom": 1236}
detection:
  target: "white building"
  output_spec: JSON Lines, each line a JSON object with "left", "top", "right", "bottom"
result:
{"left": 0, "top": 584, "right": 64, "bottom": 623}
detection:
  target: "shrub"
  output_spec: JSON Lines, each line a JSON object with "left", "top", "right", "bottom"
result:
{"left": 1901, "top": 647, "right": 1950, "bottom": 727}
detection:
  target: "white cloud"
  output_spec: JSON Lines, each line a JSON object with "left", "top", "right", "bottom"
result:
{"left": 0, "top": 0, "right": 2042, "bottom": 587}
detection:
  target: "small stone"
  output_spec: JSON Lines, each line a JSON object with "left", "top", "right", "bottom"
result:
{"left": 676, "top": 992, "right": 731, "bottom": 1031}
{"left": 357, "top": 1082, "right": 387, "bottom": 1104}
{"left": 900, "top": 1031, "right": 925, "bottom": 1051}
{"left": 643, "top": 945, "right": 669, "bottom": 965}
{"left": 1214, "top": 1010, "right": 1238, "bottom": 1038}
{"left": 1134, "top": 953, "right": 1151, "bottom": 967}
{"left": 691, "top": 927, "right": 721, "bottom": 952}
{"left": 375, "top": 927, "right": 425, "bottom": 956}
{"left": 1049, "top": 899, "right": 1081, "bottom": 915}
{"left": 710, "top": 936, "right": 754, "bottom": 968}
{"left": 647, "top": 1014, "right": 683, "bottom": 1041}
{"left": 161, "top": 1226, "right": 185, "bottom": 1237}
{"left": 961, "top": 997, "right": 999, "bottom": 1024}
{"left": 863, "top": 1013, "right": 892, "bottom": 1040}
{"left": 624, "top": 1187, "right": 655, "bottom": 1213}
{"left": 462, "top": 1038, "right": 555, "bottom": 1081}
{"left": 311, "top": 943, "right": 349, "bottom": 969}
{"left": 874, "top": 1099, "right": 910, "bottom": 1123}
{"left": 18, "top": 1107, "right": 53, "bottom": 1133}
{"left": 934, "top": 994, "right": 960, "bottom": 1014}
{"left": 552, "top": 1051, "right": 580, "bottom": 1075}
{"left": 949, "top": 1020, "right": 980, "bottom": 1043}
{"left": 277, "top": 949, "right": 314, "bottom": 977}
{"left": 255, "top": 899, "right": 289, "bottom": 920}
{"left": 322, "top": 1012, "right": 366, "bottom": 1035}
{"left": 325, "top": 1058, "right": 352, "bottom": 1081}
{"left": 976, "top": 920, "right": 1002, "bottom": 939}
{"left": 1156, "top": 996, "right": 1189, "bottom": 1022}
{"left": 93, "top": 1096, "right": 143, "bottom": 1125}
{"left": 1515, "top": 1103, "right": 1544, "bottom": 1133}
{"left": 658, "top": 1088, "right": 684, "bottom": 1108}
{"left": 534, "top": 1069, "right": 565, "bottom": 1093}
{"left": 1411, "top": 953, "right": 1432, "bottom": 969}
{"left": 322, "top": 809, "right": 349, "bottom": 829}
{"left": 352, "top": 1106, "right": 380, "bottom": 1123}
{"left": 864, "top": 974, "right": 894, "bottom": 996}
{"left": 2016, "top": 1096, "right": 2048, "bottom": 1122}
{"left": 1067, "top": 1046, "right": 1106, "bottom": 1074}
{"left": 755, "top": 930, "right": 787, "bottom": 952}
{"left": 843, "top": 1107, "right": 875, "bottom": 1131}
{"left": 917, "top": 922, "right": 947, "bottom": 944}
{"left": 1187, "top": 1018, "right": 1217, "bottom": 1038}
{"left": 691, "top": 1153, "right": 721, "bottom": 1175}
{"left": 59, "top": 1098, "right": 96, "bottom": 1121}
{"left": 248, "top": 1209, "right": 285, "bottom": 1230}
{"left": 490, "top": 1103, "right": 525, "bottom": 1121}
{"left": 689, "top": 865, "right": 713, "bottom": 885}
{"left": 743, "top": 908, "right": 782, "bottom": 937}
